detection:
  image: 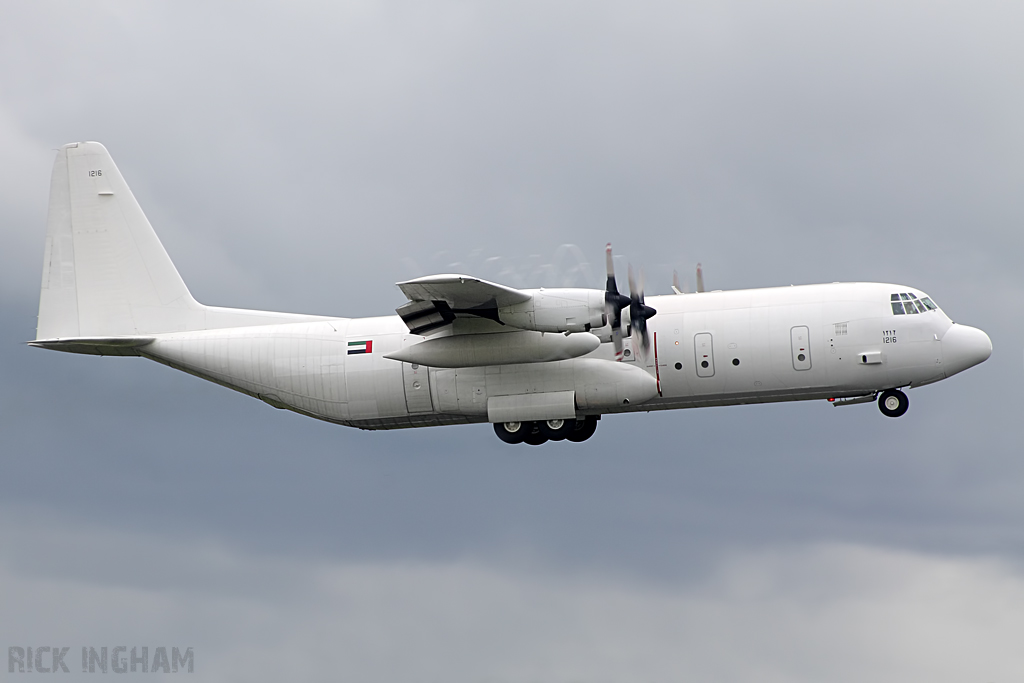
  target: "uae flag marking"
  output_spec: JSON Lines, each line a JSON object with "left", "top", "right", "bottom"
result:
{"left": 347, "top": 340, "right": 373, "bottom": 355}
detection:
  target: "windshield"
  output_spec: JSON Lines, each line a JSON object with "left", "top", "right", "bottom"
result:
{"left": 891, "top": 292, "right": 939, "bottom": 315}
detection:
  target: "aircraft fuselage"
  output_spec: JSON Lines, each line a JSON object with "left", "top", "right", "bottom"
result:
{"left": 136, "top": 282, "right": 985, "bottom": 430}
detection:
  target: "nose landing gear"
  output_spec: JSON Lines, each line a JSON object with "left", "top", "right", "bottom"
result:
{"left": 878, "top": 389, "right": 909, "bottom": 418}
{"left": 493, "top": 416, "right": 599, "bottom": 445}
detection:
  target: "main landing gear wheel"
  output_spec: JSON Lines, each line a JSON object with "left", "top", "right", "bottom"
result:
{"left": 493, "top": 421, "right": 527, "bottom": 444}
{"left": 493, "top": 417, "right": 599, "bottom": 444}
{"left": 522, "top": 422, "right": 549, "bottom": 446}
{"left": 540, "top": 419, "right": 576, "bottom": 441}
{"left": 566, "top": 416, "right": 598, "bottom": 442}
{"left": 878, "top": 389, "right": 909, "bottom": 418}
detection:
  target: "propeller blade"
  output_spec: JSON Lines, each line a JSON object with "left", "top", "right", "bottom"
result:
{"left": 604, "top": 243, "right": 628, "bottom": 360}
{"left": 637, "top": 268, "right": 651, "bottom": 353}
{"left": 605, "top": 243, "right": 617, "bottom": 292}
{"left": 696, "top": 263, "right": 705, "bottom": 293}
{"left": 627, "top": 265, "right": 656, "bottom": 353}
{"left": 672, "top": 269, "right": 683, "bottom": 295}
{"left": 629, "top": 262, "right": 640, "bottom": 355}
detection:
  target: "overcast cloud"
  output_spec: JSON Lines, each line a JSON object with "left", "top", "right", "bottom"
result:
{"left": 2, "top": 2, "right": 1023, "bottom": 681}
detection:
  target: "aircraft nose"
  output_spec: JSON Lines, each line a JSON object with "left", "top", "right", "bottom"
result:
{"left": 942, "top": 324, "right": 992, "bottom": 378}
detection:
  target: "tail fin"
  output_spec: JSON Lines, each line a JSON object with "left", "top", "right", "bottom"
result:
{"left": 36, "top": 142, "right": 205, "bottom": 339}
{"left": 35, "top": 142, "right": 332, "bottom": 346}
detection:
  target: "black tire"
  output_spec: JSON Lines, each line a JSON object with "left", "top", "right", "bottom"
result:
{"left": 493, "top": 421, "right": 527, "bottom": 444}
{"left": 878, "top": 389, "right": 909, "bottom": 418}
{"left": 566, "top": 416, "right": 599, "bottom": 442}
{"left": 523, "top": 422, "right": 549, "bottom": 446}
{"left": 539, "top": 418, "right": 576, "bottom": 441}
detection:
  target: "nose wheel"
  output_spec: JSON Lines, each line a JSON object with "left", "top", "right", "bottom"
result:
{"left": 878, "top": 389, "right": 909, "bottom": 418}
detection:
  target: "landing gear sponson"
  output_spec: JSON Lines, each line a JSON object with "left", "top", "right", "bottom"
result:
{"left": 494, "top": 416, "right": 600, "bottom": 445}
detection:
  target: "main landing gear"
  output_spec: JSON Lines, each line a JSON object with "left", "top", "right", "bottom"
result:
{"left": 493, "top": 416, "right": 599, "bottom": 445}
{"left": 878, "top": 389, "right": 909, "bottom": 418}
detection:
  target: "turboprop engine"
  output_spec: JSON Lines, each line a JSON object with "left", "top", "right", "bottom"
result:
{"left": 394, "top": 254, "right": 656, "bottom": 349}
{"left": 395, "top": 275, "right": 609, "bottom": 336}
{"left": 497, "top": 288, "right": 607, "bottom": 333}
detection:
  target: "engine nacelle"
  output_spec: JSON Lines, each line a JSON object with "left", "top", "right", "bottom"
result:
{"left": 498, "top": 288, "right": 606, "bottom": 333}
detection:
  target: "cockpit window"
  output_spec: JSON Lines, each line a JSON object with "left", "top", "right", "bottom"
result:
{"left": 890, "top": 292, "right": 939, "bottom": 315}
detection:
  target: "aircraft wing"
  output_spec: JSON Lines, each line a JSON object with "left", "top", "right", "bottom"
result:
{"left": 395, "top": 274, "right": 531, "bottom": 335}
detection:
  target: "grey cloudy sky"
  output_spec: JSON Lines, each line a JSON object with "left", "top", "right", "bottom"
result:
{"left": 2, "top": 2, "right": 1023, "bottom": 681}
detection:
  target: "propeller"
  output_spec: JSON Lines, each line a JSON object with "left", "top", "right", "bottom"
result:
{"left": 627, "top": 264, "right": 657, "bottom": 353}
{"left": 604, "top": 243, "right": 630, "bottom": 360}
{"left": 696, "top": 263, "right": 705, "bottom": 293}
{"left": 672, "top": 269, "right": 691, "bottom": 295}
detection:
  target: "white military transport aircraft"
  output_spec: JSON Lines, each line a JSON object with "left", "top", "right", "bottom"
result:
{"left": 31, "top": 142, "right": 992, "bottom": 445}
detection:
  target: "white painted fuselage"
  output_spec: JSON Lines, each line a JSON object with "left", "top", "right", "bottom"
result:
{"left": 136, "top": 282, "right": 985, "bottom": 430}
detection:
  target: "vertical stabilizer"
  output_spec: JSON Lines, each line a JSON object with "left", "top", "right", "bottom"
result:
{"left": 36, "top": 142, "right": 203, "bottom": 339}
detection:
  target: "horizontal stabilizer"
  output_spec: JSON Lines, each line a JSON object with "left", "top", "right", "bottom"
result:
{"left": 28, "top": 336, "right": 155, "bottom": 356}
